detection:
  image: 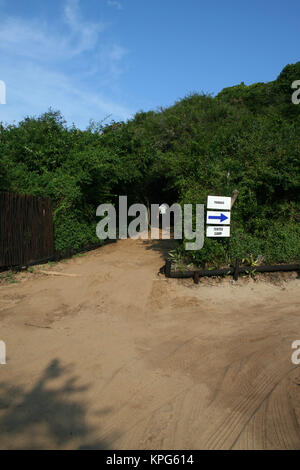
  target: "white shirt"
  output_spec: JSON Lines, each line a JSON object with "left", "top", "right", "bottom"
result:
{"left": 159, "top": 203, "right": 168, "bottom": 215}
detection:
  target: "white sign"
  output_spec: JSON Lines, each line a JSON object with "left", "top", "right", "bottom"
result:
{"left": 206, "top": 226, "right": 230, "bottom": 238}
{"left": 206, "top": 211, "right": 231, "bottom": 225}
{"left": 207, "top": 195, "right": 231, "bottom": 210}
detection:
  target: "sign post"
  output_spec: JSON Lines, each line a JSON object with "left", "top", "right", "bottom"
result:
{"left": 206, "top": 226, "right": 230, "bottom": 238}
{"left": 207, "top": 196, "right": 231, "bottom": 211}
{"left": 206, "top": 196, "right": 231, "bottom": 238}
{"left": 206, "top": 211, "right": 231, "bottom": 225}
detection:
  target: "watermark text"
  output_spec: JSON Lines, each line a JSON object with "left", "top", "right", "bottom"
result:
{"left": 96, "top": 197, "right": 204, "bottom": 250}
{"left": 291, "top": 80, "right": 300, "bottom": 105}
{"left": 0, "top": 341, "right": 6, "bottom": 364}
{"left": 291, "top": 340, "right": 300, "bottom": 365}
{"left": 0, "top": 80, "right": 6, "bottom": 104}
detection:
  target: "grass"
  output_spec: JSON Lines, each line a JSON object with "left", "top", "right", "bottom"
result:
{"left": 47, "top": 261, "right": 57, "bottom": 267}
{"left": 72, "top": 253, "right": 87, "bottom": 259}
{"left": 0, "top": 270, "right": 18, "bottom": 284}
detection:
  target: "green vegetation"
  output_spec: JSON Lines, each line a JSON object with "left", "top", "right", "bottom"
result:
{"left": 0, "top": 270, "right": 18, "bottom": 284}
{"left": 1, "top": 63, "right": 299, "bottom": 265}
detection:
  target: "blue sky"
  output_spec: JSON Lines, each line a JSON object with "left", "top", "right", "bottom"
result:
{"left": 0, "top": 0, "right": 299, "bottom": 128}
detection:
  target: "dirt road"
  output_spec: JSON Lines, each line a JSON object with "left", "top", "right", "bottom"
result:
{"left": 0, "top": 238, "right": 300, "bottom": 449}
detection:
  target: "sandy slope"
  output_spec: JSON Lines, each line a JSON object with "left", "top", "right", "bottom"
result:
{"left": 0, "top": 237, "right": 299, "bottom": 450}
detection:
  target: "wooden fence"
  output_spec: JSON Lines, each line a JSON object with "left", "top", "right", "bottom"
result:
{"left": 0, "top": 192, "right": 54, "bottom": 268}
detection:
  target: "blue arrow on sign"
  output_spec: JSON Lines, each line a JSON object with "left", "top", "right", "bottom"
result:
{"left": 208, "top": 213, "right": 228, "bottom": 222}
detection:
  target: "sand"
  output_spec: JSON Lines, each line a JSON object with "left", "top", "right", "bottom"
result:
{"left": 0, "top": 237, "right": 299, "bottom": 449}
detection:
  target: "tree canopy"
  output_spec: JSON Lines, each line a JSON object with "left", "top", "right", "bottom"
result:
{"left": 1, "top": 63, "right": 299, "bottom": 265}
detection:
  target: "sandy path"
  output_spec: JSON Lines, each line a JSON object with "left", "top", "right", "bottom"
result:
{"left": 0, "top": 238, "right": 299, "bottom": 450}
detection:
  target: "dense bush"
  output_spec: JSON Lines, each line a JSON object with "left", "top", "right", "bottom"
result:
{"left": 0, "top": 63, "right": 299, "bottom": 263}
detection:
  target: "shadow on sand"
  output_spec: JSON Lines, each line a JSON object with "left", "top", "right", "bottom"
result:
{"left": 0, "top": 359, "right": 118, "bottom": 449}
{"left": 142, "top": 237, "right": 178, "bottom": 260}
